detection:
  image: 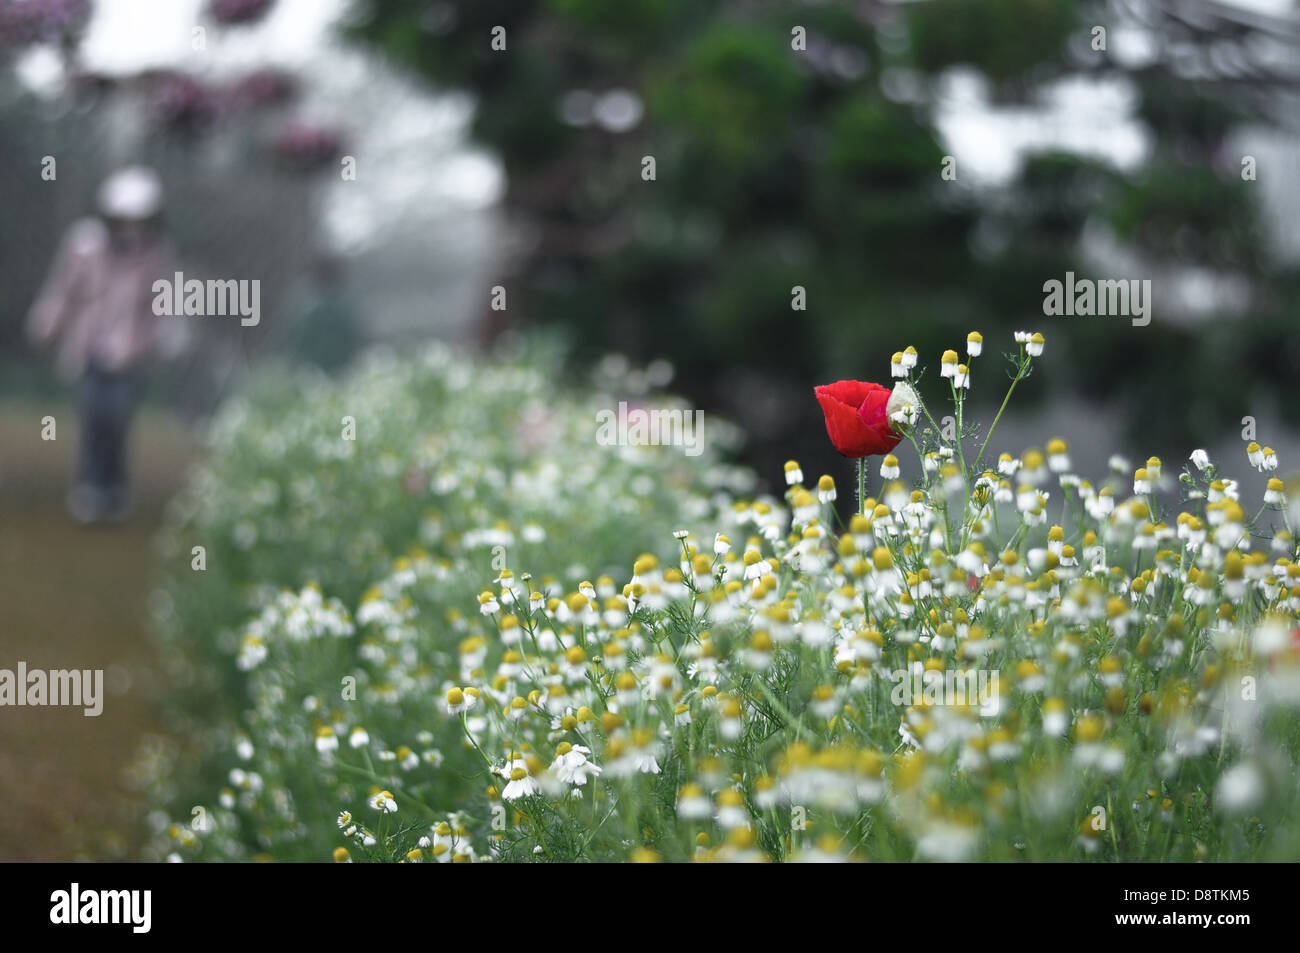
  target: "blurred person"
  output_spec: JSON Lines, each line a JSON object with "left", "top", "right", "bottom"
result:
{"left": 26, "top": 166, "right": 185, "bottom": 524}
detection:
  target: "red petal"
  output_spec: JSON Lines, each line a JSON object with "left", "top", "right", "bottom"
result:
{"left": 857, "top": 387, "right": 902, "bottom": 456}
{"left": 815, "top": 380, "right": 879, "bottom": 412}
{"left": 815, "top": 389, "right": 874, "bottom": 458}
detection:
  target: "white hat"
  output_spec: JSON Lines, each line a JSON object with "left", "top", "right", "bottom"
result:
{"left": 97, "top": 166, "right": 163, "bottom": 219}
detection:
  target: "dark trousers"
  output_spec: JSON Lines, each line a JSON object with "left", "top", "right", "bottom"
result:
{"left": 77, "top": 363, "right": 135, "bottom": 498}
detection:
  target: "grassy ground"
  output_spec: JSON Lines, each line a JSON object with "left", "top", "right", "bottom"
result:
{"left": 0, "top": 400, "right": 195, "bottom": 860}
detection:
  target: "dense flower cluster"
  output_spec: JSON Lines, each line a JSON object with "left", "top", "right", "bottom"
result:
{"left": 141, "top": 341, "right": 749, "bottom": 859}
{"left": 152, "top": 334, "right": 1300, "bottom": 862}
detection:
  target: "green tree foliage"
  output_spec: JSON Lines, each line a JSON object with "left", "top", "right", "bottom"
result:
{"left": 346, "top": 0, "right": 1299, "bottom": 471}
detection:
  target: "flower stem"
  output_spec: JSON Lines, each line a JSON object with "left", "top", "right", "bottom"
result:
{"left": 973, "top": 357, "right": 1028, "bottom": 473}
{"left": 858, "top": 456, "right": 867, "bottom": 516}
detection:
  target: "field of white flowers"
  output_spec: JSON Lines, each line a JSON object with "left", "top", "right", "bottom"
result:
{"left": 145, "top": 332, "right": 1300, "bottom": 862}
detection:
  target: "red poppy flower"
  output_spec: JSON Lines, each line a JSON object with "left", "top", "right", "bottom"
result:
{"left": 814, "top": 380, "right": 902, "bottom": 458}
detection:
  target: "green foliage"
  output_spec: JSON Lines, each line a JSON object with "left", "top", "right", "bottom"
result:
{"left": 151, "top": 333, "right": 1300, "bottom": 863}
{"left": 907, "top": 0, "right": 1077, "bottom": 85}
{"left": 647, "top": 26, "right": 808, "bottom": 171}
{"left": 145, "top": 339, "right": 750, "bottom": 857}
{"left": 341, "top": 0, "right": 1299, "bottom": 479}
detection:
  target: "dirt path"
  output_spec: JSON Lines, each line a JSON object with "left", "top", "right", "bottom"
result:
{"left": 0, "top": 401, "right": 195, "bottom": 860}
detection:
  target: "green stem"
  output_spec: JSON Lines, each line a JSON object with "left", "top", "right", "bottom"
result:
{"left": 973, "top": 357, "right": 1028, "bottom": 473}
{"left": 858, "top": 456, "right": 867, "bottom": 517}
{"left": 1107, "top": 787, "right": 1121, "bottom": 859}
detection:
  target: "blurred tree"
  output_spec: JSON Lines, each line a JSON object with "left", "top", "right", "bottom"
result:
{"left": 344, "top": 0, "right": 1300, "bottom": 481}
